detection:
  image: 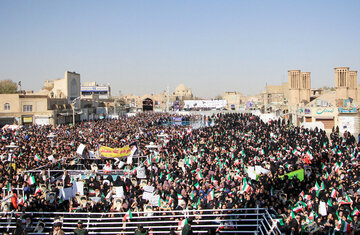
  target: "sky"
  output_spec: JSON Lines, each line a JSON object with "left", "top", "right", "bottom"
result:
{"left": 0, "top": 1, "right": 360, "bottom": 98}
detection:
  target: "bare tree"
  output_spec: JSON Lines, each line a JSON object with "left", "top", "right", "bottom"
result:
{"left": 0, "top": 80, "right": 18, "bottom": 94}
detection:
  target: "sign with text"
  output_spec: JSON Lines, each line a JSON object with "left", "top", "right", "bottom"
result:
{"left": 99, "top": 145, "right": 131, "bottom": 158}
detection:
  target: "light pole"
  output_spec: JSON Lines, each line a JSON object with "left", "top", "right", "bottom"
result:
{"left": 71, "top": 97, "right": 81, "bottom": 127}
{"left": 114, "top": 99, "right": 118, "bottom": 116}
{"left": 6, "top": 142, "right": 18, "bottom": 195}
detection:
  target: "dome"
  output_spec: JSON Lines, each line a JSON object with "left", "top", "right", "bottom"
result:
{"left": 175, "top": 84, "right": 188, "bottom": 92}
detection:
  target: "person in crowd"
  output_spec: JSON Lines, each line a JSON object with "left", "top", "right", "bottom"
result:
{"left": 74, "top": 220, "right": 88, "bottom": 235}
{"left": 1, "top": 113, "right": 360, "bottom": 233}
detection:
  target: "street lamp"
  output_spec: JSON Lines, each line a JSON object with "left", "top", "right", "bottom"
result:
{"left": 114, "top": 99, "right": 118, "bottom": 116}
{"left": 6, "top": 142, "right": 18, "bottom": 195}
{"left": 71, "top": 97, "right": 81, "bottom": 127}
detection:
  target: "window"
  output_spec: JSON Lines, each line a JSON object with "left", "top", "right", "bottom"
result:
{"left": 23, "top": 105, "right": 33, "bottom": 112}
{"left": 4, "top": 103, "right": 10, "bottom": 110}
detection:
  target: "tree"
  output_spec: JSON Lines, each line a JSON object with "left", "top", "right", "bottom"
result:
{"left": 0, "top": 80, "right": 18, "bottom": 94}
{"left": 214, "top": 95, "right": 223, "bottom": 100}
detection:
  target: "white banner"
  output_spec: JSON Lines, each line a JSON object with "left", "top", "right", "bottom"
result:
{"left": 76, "top": 144, "right": 86, "bottom": 155}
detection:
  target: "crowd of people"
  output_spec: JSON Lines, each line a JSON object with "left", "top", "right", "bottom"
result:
{"left": 1, "top": 112, "right": 360, "bottom": 234}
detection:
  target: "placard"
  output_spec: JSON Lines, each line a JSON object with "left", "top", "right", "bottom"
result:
{"left": 60, "top": 187, "right": 74, "bottom": 201}
{"left": 247, "top": 167, "right": 257, "bottom": 180}
{"left": 142, "top": 192, "right": 153, "bottom": 200}
{"left": 319, "top": 201, "right": 327, "bottom": 216}
{"left": 178, "top": 159, "right": 185, "bottom": 168}
{"left": 89, "top": 197, "right": 101, "bottom": 203}
{"left": 144, "top": 185, "right": 155, "bottom": 193}
{"left": 73, "top": 181, "right": 84, "bottom": 196}
{"left": 137, "top": 166, "right": 146, "bottom": 179}
{"left": 114, "top": 187, "right": 124, "bottom": 198}
{"left": 148, "top": 195, "right": 160, "bottom": 207}
{"left": 76, "top": 144, "right": 86, "bottom": 155}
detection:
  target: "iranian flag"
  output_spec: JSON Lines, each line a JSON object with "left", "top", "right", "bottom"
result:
{"left": 207, "top": 190, "right": 214, "bottom": 201}
{"left": 290, "top": 211, "right": 296, "bottom": 219}
{"left": 273, "top": 218, "right": 284, "bottom": 226}
{"left": 34, "top": 154, "right": 41, "bottom": 161}
{"left": 320, "top": 181, "right": 325, "bottom": 191}
{"left": 313, "top": 182, "right": 320, "bottom": 191}
{"left": 299, "top": 191, "right": 305, "bottom": 198}
{"left": 306, "top": 151, "right": 313, "bottom": 160}
{"left": 321, "top": 164, "right": 326, "bottom": 171}
{"left": 34, "top": 186, "right": 42, "bottom": 196}
{"left": 292, "top": 149, "right": 297, "bottom": 155}
{"left": 27, "top": 175, "right": 36, "bottom": 185}
{"left": 179, "top": 218, "right": 188, "bottom": 228}
{"left": 17, "top": 195, "right": 26, "bottom": 206}
{"left": 169, "top": 197, "right": 173, "bottom": 207}
{"left": 336, "top": 220, "right": 351, "bottom": 233}
{"left": 325, "top": 172, "right": 330, "bottom": 180}
{"left": 242, "top": 178, "right": 251, "bottom": 193}
{"left": 211, "top": 176, "right": 218, "bottom": 184}
{"left": 309, "top": 211, "right": 314, "bottom": 221}
{"left": 352, "top": 207, "right": 359, "bottom": 216}
{"left": 331, "top": 189, "right": 337, "bottom": 199}
{"left": 327, "top": 199, "right": 333, "bottom": 207}
{"left": 345, "top": 194, "right": 353, "bottom": 203}
{"left": 194, "top": 182, "right": 200, "bottom": 190}
{"left": 292, "top": 205, "right": 303, "bottom": 213}
{"left": 196, "top": 171, "right": 204, "bottom": 180}
{"left": 304, "top": 195, "right": 311, "bottom": 201}
{"left": 334, "top": 163, "right": 342, "bottom": 173}
{"left": 123, "top": 209, "right": 133, "bottom": 221}
{"left": 177, "top": 194, "right": 183, "bottom": 200}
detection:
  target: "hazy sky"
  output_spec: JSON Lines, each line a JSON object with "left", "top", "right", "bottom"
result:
{"left": 1, "top": 1, "right": 360, "bottom": 98}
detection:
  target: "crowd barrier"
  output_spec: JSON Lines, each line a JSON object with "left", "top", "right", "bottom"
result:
{"left": 0, "top": 208, "right": 280, "bottom": 234}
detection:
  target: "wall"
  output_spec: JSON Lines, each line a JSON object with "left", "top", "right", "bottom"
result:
{"left": 66, "top": 71, "right": 81, "bottom": 101}
{"left": 0, "top": 94, "right": 20, "bottom": 112}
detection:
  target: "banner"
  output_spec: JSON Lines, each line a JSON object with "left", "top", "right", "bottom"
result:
{"left": 99, "top": 145, "right": 132, "bottom": 158}
{"left": 76, "top": 144, "right": 86, "bottom": 155}
{"left": 279, "top": 169, "right": 305, "bottom": 181}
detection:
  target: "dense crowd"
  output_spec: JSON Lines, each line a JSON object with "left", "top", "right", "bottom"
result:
{"left": 1, "top": 112, "right": 360, "bottom": 234}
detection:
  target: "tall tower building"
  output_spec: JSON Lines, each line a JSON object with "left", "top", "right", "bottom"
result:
{"left": 335, "top": 67, "right": 357, "bottom": 102}
{"left": 288, "top": 70, "right": 311, "bottom": 106}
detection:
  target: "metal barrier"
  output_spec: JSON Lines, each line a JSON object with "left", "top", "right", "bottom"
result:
{"left": 0, "top": 208, "right": 281, "bottom": 235}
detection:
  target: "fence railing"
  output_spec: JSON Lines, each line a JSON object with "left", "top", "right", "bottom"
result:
{"left": 0, "top": 208, "right": 281, "bottom": 235}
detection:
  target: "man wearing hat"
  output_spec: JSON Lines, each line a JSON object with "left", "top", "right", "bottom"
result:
{"left": 50, "top": 221, "right": 65, "bottom": 235}
{"left": 74, "top": 220, "right": 88, "bottom": 235}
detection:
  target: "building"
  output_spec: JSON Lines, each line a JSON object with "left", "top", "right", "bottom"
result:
{"left": 173, "top": 84, "right": 193, "bottom": 101}
{"left": 288, "top": 70, "right": 311, "bottom": 106}
{"left": 122, "top": 84, "right": 194, "bottom": 112}
{"left": 81, "top": 82, "right": 111, "bottom": 100}
{"left": 0, "top": 92, "right": 71, "bottom": 126}
{"left": 43, "top": 71, "right": 81, "bottom": 102}
{"left": 335, "top": 67, "right": 358, "bottom": 102}
{"left": 297, "top": 91, "right": 337, "bottom": 131}
{"left": 0, "top": 71, "right": 83, "bottom": 126}
{"left": 222, "top": 92, "right": 243, "bottom": 110}
{"left": 262, "top": 83, "right": 289, "bottom": 105}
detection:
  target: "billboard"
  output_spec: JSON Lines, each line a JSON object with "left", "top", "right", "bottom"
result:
{"left": 184, "top": 100, "right": 227, "bottom": 109}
